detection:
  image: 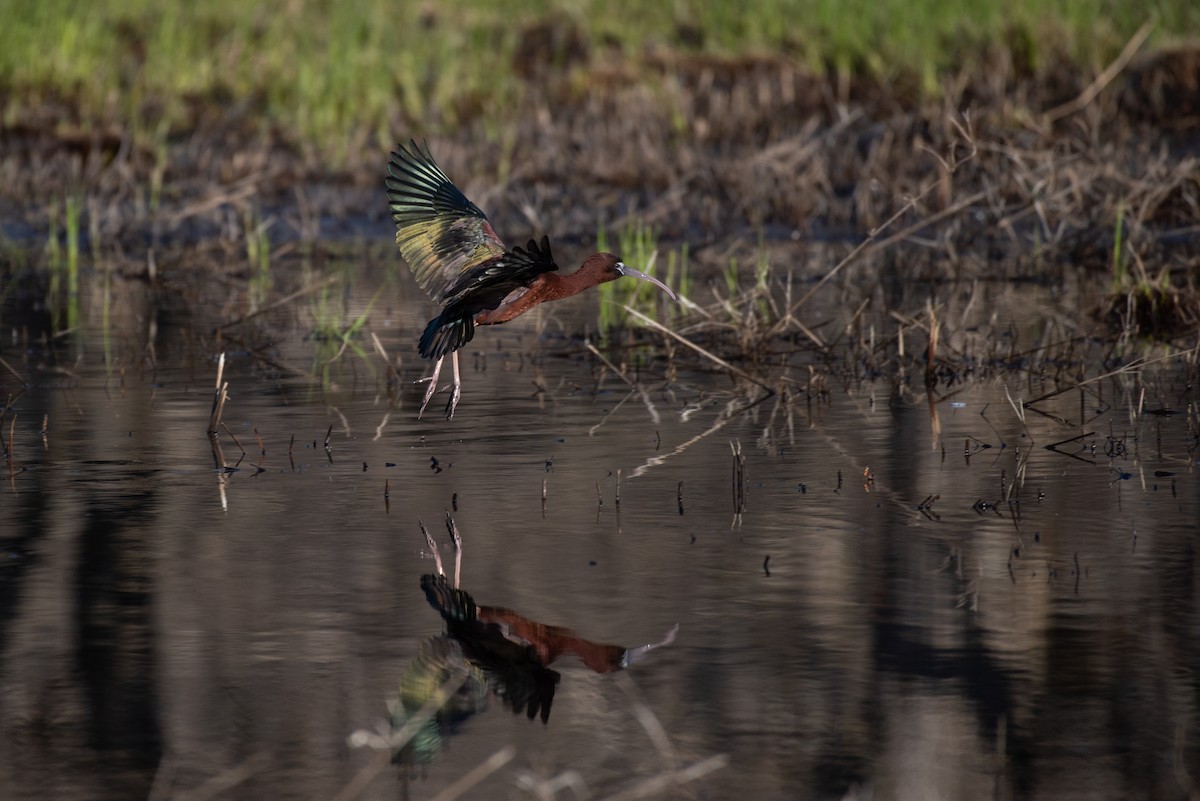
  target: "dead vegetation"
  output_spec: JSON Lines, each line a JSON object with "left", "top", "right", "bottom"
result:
{"left": 2, "top": 29, "right": 1198, "bottom": 360}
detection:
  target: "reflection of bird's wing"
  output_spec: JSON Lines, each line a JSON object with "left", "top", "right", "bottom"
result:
{"left": 419, "top": 574, "right": 560, "bottom": 723}
{"left": 385, "top": 140, "right": 508, "bottom": 305}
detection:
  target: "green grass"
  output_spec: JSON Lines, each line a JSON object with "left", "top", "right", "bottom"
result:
{"left": 2, "top": 0, "right": 1197, "bottom": 154}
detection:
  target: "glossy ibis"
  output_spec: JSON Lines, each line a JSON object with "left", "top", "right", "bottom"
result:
{"left": 385, "top": 140, "right": 677, "bottom": 418}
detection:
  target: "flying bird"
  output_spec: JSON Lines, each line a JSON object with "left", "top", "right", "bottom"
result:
{"left": 385, "top": 140, "right": 676, "bottom": 419}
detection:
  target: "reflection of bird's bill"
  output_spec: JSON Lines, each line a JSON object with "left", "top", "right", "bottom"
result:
{"left": 617, "top": 262, "right": 678, "bottom": 300}
{"left": 621, "top": 622, "right": 680, "bottom": 668}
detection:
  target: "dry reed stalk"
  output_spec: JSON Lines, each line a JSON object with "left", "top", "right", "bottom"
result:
{"left": 219, "top": 423, "right": 246, "bottom": 467}
{"left": 1025, "top": 343, "right": 1200, "bottom": 408}
{"left": 1044, "top": 20, "right": 1155, "bottom": 124}
{"left": 216, "top": 274, "right": 339, "bottom": 331}
{"left": 426, "top": 747, "right": 517, "bottom": 801}
{"left": 787, "top": 115, "right": 978, "bottom": 319}
{"left": 0, "top": 355, "right": 23, "bottom": 383}
{"left": 207, "top": 353, "right": 228, "bottom": 435}
{"left": 622, "top": 305, "right": 774, "bottom": 393}
{"left": 155, "top": 752, "right": 271, "bottom": 801}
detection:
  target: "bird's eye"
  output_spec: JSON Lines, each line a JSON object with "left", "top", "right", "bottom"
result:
{"left": 615, "top": 261, "right": 625, "bottom": 270}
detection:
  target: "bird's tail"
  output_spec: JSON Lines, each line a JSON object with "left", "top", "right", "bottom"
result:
{"left": 419, "top": 312, "right": 474, "bottom": 360}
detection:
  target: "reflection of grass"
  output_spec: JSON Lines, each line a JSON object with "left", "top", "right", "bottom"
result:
{"left": 245, "top": 205, "right": 273, "bottom": 312}
{"left": 3, "top": 1, "right": 1195, "bottom": 152}
{"left": 308, "top": 278, "right": 385, "bottom": 388}
{"left": 46, "top": 195, "right": 81, "bottom": 331}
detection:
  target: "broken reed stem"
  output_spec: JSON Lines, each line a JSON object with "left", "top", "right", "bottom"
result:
{"left": 221, "top": 423, "right": 246, "bottom": 457}
{"left": 208, "top": 353, "right": 228, "bottom": 436}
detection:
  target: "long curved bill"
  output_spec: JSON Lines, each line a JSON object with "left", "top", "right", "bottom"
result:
{"left": 616, "top": 262, "right": 678, "bottom": 300}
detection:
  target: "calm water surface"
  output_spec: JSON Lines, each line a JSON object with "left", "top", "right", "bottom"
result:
{"left": 1, "top": 259, "right": 1198, "bottom": 801}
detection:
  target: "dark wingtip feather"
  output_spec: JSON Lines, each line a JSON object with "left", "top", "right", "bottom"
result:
{"left": 420, "top": 574, "right": 477, "bottom": 623}
{"left": 507, "top": 236, "right": 558, "bottom": 274}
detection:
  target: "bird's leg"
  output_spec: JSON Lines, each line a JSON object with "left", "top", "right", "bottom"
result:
{"left": 417, "top": 356, "right": 444, "bottom": 418}
{"left": 420, "top": 520, "right": 446, "bottom": 577}
{"left": 444, "top": 350, "right": 462, "bottom": 419}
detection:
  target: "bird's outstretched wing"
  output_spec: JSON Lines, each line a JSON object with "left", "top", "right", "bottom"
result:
{"left": 419, "top": 236, "right": 560, "bottom": 359}
{"left": 385, "top": 140, "right": 507, "bottom": 304}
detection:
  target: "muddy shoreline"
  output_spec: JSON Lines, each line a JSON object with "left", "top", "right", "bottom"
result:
{"left": 4, "top": 47, "right": 1198, "bottom": 250}
{"left": 2, "top": 46, "right": 1199, "bottom": 348}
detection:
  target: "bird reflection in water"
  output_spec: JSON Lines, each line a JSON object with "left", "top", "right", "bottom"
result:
{"left": 388, "top": 516, "right": 678, "bottom": 770}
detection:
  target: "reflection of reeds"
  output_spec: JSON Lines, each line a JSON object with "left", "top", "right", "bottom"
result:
{"left": 45, "top": 195, "right": 82, "bottom": 332}
{"left": 244, "top": 205, "right": 273, "bottom": 311}
{"left": 730, "top": 439, "right": 746, "bottom": 521}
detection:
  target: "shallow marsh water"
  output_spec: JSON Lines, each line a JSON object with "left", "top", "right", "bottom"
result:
{"left": 1, "top": 253, "right": 1198, "bottom": 801}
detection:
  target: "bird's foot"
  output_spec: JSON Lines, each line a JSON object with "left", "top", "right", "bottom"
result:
{"left": 416, "top": 358, "right": 445, "bottom": 419}
{"left": 444, "top": 381, "right": 461, "bottom": 420}
{"left": 416, "top": 381, "right": 438, "bottom": 419}
{"left": 443, "top": 351, "right": 462, "bottom": 420}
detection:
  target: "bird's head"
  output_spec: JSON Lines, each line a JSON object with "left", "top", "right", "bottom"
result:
{"left": 581, "top": 253, "right": 677, "bottom": 299}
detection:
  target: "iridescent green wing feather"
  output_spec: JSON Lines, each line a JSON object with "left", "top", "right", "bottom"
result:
{"left": 385, "top": 140, "right": 507, "bottom": 304}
